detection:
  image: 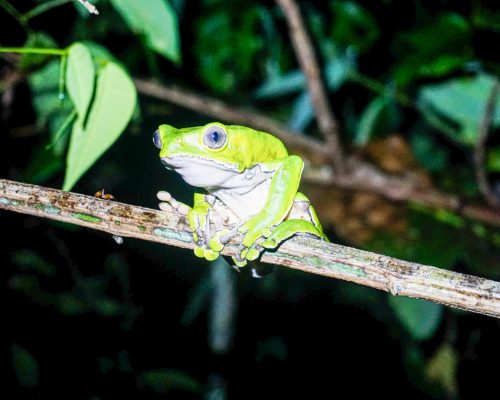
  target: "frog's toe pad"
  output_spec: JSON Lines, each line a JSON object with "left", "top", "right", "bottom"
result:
{"left": 157, "top": 191, "right": 191, "bottom": 213}
{"left": 209, "top": 230, "right": 229, "bottom": 252}
{"left": 245, "top": 247, "right": 261, "bottom": 261}
{"left": 157, "top": 190, "right": 172, "bottom": 202}
{"left": 158, "top": 201, "right": 173, "bottom": 212}
{"left": 232, "top": 255, "right": 247, "bottom": 268}
{"left": 261, "top": 238, "right": 278, "bottom": 249}
{"left": 204, "top": 248, "right": 219, "bottom": 261}
{"left": 194, "top": 245, "right": 206, "bottom": 258}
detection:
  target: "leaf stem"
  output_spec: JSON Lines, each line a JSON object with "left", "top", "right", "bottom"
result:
{"left": 0, "top": 47, "right": 67, "bottom": 56}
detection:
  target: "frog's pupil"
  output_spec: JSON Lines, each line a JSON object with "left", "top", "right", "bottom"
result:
{"left": 211, "top": 130, "right": 219, "bottom": 142}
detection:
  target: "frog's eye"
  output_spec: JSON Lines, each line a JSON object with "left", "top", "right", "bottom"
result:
{"left": 153, "top": 129, "right": 162, "bottom": 149}
{"left": 203, "top": 125, "right": 227, "bottom": 149}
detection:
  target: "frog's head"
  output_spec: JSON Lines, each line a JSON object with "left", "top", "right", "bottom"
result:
{"left": 153, "top": 122, "right": 286, "bottom": 188}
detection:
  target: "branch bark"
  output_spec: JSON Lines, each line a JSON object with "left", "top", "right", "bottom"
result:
{"left": 276, "top": 0, "right": 344, "bottom": 170}
{"left": 1, "top": 178, "right": 499, "bottom": 318}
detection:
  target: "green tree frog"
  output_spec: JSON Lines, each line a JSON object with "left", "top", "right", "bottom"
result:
{"left": 153, "top": 122, "right": 327, "bottom": 269}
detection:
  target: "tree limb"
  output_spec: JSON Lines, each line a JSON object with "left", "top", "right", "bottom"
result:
{"left": 1, "top": 178, "right": 499, "bottom": 318}
{"left": 276, "top": 0, "right": 345, "bottom": 170}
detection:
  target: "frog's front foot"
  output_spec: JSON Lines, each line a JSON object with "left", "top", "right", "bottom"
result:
{"left": 157, "top": 190, "right": 213, "bottom": 259}
{"left": 233, "top": 218, "right": 326, "bottom": 267}
{"left": 157, "top": 191, "right": 191, "bottom": 214}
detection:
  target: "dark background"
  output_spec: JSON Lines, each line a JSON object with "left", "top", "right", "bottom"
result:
{"left": 1, "top": 0, "right": 499, "bottom": 398}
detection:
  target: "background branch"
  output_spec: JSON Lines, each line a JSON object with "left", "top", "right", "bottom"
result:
{"left": 135, "top": 78, "right": 500, "bottom": 228}
{"left": 134, "top": 79, "right": 331, "bottom": 164}
{"left": 475, "top": 78, "right": 500, "bottom": 207}
{"left": 1, "top": 178, "right": 499, "bottom": 318}
{"left": 276, "top": 0, "right": 344, "bottom": 170}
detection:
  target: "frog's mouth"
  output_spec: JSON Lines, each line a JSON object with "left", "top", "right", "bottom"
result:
{"left": 161, "top": 156, "right": 239, "bottom": 188}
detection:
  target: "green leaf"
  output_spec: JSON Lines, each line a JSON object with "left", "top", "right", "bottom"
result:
{"left": 63, "top": 62, "right": 137, "bottom": 190}
{"left": 11, "top": 344, "right": 40, "bottom": 388}
{"left": 110, "top": 0, "right": 180, "bottom": 63}
{"left": 141, "top": 369, "right": 202, "bottom": 394}
{"left": 426, "top": 344, "right": 459, "bottom": 397}
{"left": 66, "top": 42, "right": 95, "bottom": 119}
{"left": 57, "top": 292, "right": 88, "bottom": 315}
{"left": 388, "top": 296, "right": 443, "bottom": 341}
{"left": 29, "top": 60, "right": 71, "bottom": 127}
{"left": 19, "top": 32, "right": 58, "bottom": 70}
{"left": 255, "top": 51, "right": 353, "bottom": 100}
{"left": 195, "top": 5, "right": 262, "bottom": 93}
{"left": 288, "top": 91, "right": 314, "bottom": 131}
{"left": 11, "top": 249, "right": 57, "bottom": 276}
{"left": 487, "top": 146, "right": 500, "bottom": 172}
{"left": 418, "top": 73, "right": 500, "bottom": 145}
{"left": 254, "top": 69, "right": 305, "bottom": 99}
{"left": 393, "top": 13, "right": 471, "bottom": 85}
{"left": 330, "top": 1, "right": 380, "bottom": 53}
{"left": 355, "top": 96, "right": 387, "bottom": 146}
{"left": 410, "top": 131, "right": 449, "bottom": 172}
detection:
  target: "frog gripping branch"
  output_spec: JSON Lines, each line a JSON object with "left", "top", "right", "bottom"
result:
{"left": 153, "top": 122, "right": 328, "bottom": 269}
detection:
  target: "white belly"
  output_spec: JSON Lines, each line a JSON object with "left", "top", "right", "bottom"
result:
{"left": 212, "top": 179, "right": 271, "bottom": 220}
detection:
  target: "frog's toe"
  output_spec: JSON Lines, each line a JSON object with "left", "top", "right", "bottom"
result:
{"left": 208, "top": 229, "right": 231, "bottom": 252}
{"left": 261, "top": 237, "right": 278, "bottom": 249}
{"left": 232, "top": 255, "right": 247, "bottom": 268}
{"left": 158, "top": 191, "right": 191, "bottom": 214}
{"left": 157, "top": 190, "right": 172, "bottom": 202}
{"left": 194, "top": 245, "right": 206, "bottom": 258}
{"left": 245, "top": 245, "right": 263, "bottom": 261}
{"left": 203, "top": 248, "right": 220, "bottom": 261}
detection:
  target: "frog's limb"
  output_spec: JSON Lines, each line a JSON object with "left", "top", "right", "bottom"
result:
{"left": 293, "top": 192, "right": 328, "bottom": 241}
{"left": 188, "top": 193, "right": 219, "bottom": 261}
{"left": 241, "top": 194, "right": 328, "bottom": 264}
{"left": 260, "top": 219, "right": 324, "bottom": 251}
{"left": 238, "top": 155, "right": 303, "bottom": 253}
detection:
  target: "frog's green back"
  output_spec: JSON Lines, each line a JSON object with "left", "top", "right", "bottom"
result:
{"left": 225, "top": 124, "right": 289, "bottom": 168}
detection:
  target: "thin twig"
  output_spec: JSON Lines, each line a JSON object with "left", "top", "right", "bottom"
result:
{"left": 474, "top": 79, "right": 500, "bottom": 207}
{"left": 1, "top": 179, "right": 499, "bottom": 318}
{"left": 276, "top": 0, "right": 344, "bottom": 170}
{"left": 135, "top": 78, "right": 500, "bottom": 228}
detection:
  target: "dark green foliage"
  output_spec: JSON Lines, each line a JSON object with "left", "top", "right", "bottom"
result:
{"left": 1, "top": 0, "right": 499, "bottom": 398}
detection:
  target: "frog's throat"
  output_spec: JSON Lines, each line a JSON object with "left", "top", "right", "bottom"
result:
{"left": 161, "top": 155, "right": 240, "bottom": 188}
{"left": 161, "top": 155, "right": 239, "bottom": 171}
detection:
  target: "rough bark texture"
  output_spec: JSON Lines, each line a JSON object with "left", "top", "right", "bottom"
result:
{"left": 1, "top": 179, "right": 499, "bottom": 318}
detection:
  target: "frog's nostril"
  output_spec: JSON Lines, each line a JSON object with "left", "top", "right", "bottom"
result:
{"left": 153, "top": 129, "right": 162, "bottom": 149}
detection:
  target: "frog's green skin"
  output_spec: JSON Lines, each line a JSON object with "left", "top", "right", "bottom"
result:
{"left": 154, "top": 122, "right": 327, "bottom": 267}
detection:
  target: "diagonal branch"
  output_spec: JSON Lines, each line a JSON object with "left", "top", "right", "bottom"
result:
{"left": 474, "top": 78, "right": 500, "bottom": 207}
{"left": 1, "top": 178, "right": 499, "bottom": 318}
{"left": 276, "top": 0, "right": 344, "bottom": 170}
